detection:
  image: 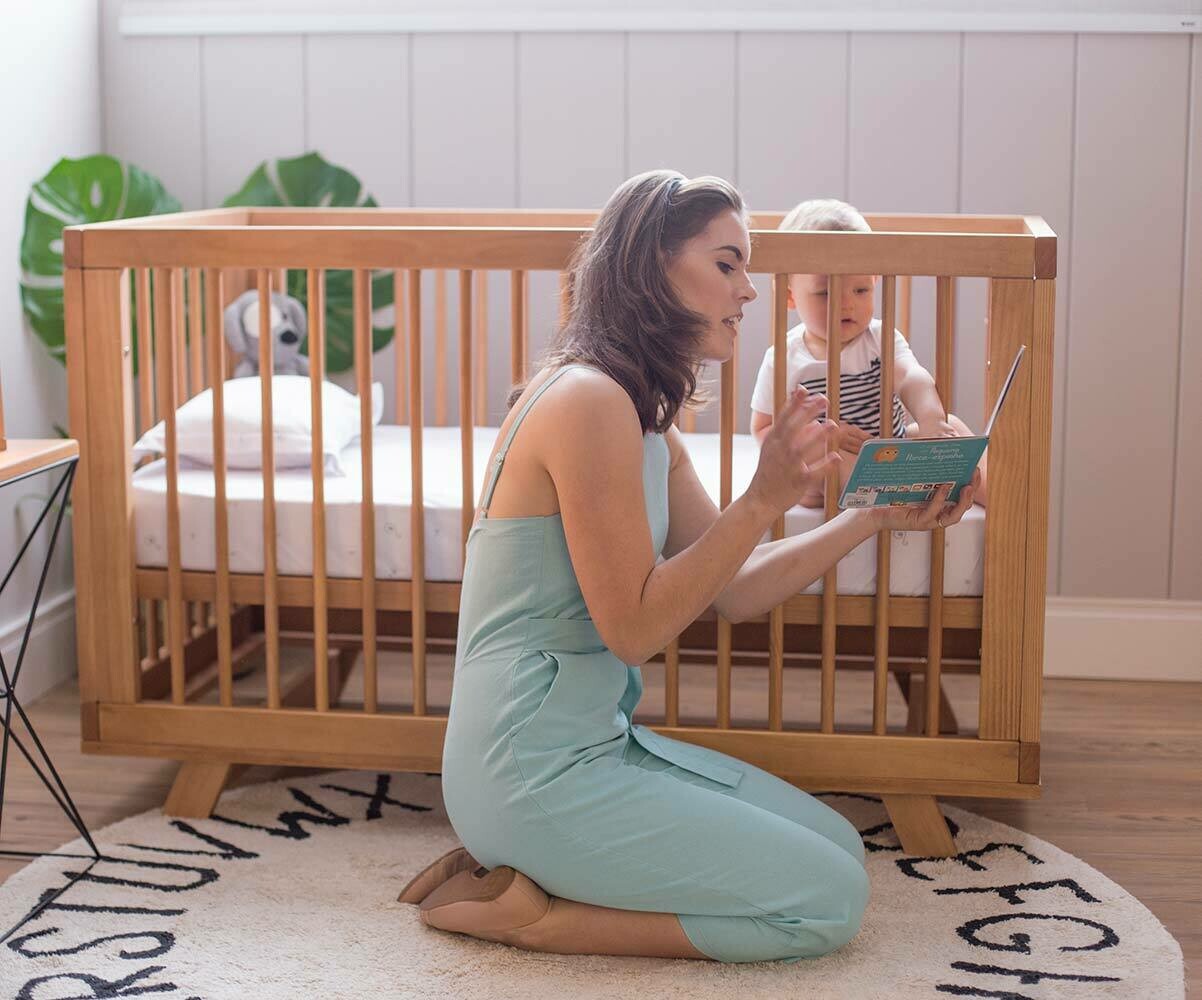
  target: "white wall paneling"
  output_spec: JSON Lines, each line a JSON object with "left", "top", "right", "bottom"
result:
{"left": 102, "top": 0, "right": 205, "bottom": 208}
{"left": 1172, "top": 36, "right": 1201, "bottom": 600}
{"left": 960, "top": 32, "right": 1075, "bottom": 589}
{"left": 201, "top": 34, "right": 306, "bottom": 205}
{"left": 411, "top": 33, "right": 517, "bottom": 208}
{"left": 1061, "top": 33, "right": 1190, "bottom": 598}
{"left": 4, "top": 5, "right": 101, "bottom": 694}
{"left": 306, "top": 34, "right": 411, "bottom": 206}
{"left": 626, "top": 33, "right": 737, "bottom": 182}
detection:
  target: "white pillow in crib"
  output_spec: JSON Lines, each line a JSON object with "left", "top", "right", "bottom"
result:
{"left": 132, "top": 376, "right": 384, "bottom": 476}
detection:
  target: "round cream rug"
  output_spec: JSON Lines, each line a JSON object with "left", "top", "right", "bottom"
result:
{"left": 0, "top": 770, "right": 1183, "bottom": 999}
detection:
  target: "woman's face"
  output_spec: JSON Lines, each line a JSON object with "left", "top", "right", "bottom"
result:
{"left": 665, "top": 209, "right": 757, "bottom": 363}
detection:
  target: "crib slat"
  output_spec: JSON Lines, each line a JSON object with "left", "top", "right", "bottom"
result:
{"left": 173, "top": 271, "right": 187, "bottom": 405}
{"left": 769, "top": 274, "right": 789, "bottom": 731}
{"left": 152, "top": 268, "right": 185, "bottom": 704}
{"left": 136, "top": 270, "right": 156, "bottom": 431}
{"left": 873, "top": 276, "right": 897, "bottom": 735}
{"left": 355, "top": 269, "right": 377, "bottom": 714}
{"left": 257, "top": 269, "right": 281, "bottom": 710}
{"left": 716, "top": 352, "right": 736, "bottom": 729}
{"left": 474, "top": 270, "right": 488, "bottom": 421}
{"left": 308, "top": 268, "right": 330, "bottom": 707}
{"left": 664, "top": 639, "right": 680, "bottom": 727}
{"left": 205, "top": 269, "right": 233, "bottom": 707}
{"left": 898, "top": 275, "right": 913, "bottom": 341}
{"left": 523, "top": 270, "right": 531, "bottom": 363}
{"left": 459, "top": 270, "right": 474, "bottom": 552}
{"left": 408, "top": 268, "right": 428, "bottom": 715}
{"left": 925, "top": 276, "right": 954, "bottom": 737}
{"left": 435, "top": 269, "right": 448, "bottom": 425}
{"left": 187, "top": 268, "right": 206, "bottom": 638}
{"left": 134, "top": 269, "right": 160, "bottom": 667}
{"left": 820, "top": 274, "right": 842, "bottom": 734}
{"left": 510, "top": 270, "right": 526, "bottom": 387}
{"left": 558, "top": 271, "right": 572, "bottom": 330}
{"left": 188, "top": 268, "right": 204, "bottom": 395}
{"left": 393, "top": 270, "right": 407, "bottom": 424}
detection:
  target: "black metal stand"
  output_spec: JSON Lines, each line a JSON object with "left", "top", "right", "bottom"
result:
{"left": 0, "top": 456, "right": 102, "bottom": 946}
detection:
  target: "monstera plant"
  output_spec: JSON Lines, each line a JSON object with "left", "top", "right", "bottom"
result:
{"left": 20, "top": 155, "right": 180, "bottom": 370}
{"left": 222, "top": 152, "right": 395, "bottom": 373}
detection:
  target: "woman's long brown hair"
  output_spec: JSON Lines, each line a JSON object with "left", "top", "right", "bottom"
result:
{"left": 510, "top": 170, "right": 746, "bottom": 433}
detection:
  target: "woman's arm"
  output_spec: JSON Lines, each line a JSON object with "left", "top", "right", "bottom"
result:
{"left": 662, "top": 427, "right": 871, "bottom": 622}
{"left": 664, "top": 425, "right": 979, "bottom": 623}
{"left": 541, "top": 372, "right": 838, "bottom": 665}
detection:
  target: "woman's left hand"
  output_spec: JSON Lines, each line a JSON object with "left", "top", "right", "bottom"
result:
{"left": 866, "top": 469, "right": 980, "bottom": 533}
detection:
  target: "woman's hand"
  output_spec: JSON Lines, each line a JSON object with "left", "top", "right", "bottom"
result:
{"left": 865, "top": 469, "right": 980, "bottom": 532}
{"left": 747, "top": 387, "right": 842, "bottom": 517}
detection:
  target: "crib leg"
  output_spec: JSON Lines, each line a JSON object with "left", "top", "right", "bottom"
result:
{"left": 882, "top": 794, "right": 957, "bottom": 857}
{"left": 164, "top": 760, "right": 240, "bottom": 818}
{"left": 896, "top": 674, "right": 960, "bottom": 735}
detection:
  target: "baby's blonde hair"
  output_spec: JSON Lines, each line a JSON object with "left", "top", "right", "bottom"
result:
{"left": 779, "top": 198, "right": 871, "bottom": 234}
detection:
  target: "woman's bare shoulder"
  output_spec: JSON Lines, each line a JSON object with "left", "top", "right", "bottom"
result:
{"left": 532, "top": 365, "right": 642, "bottom": 439}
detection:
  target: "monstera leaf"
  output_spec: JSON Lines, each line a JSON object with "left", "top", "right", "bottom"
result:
{"left": 223, "top": 152, "right": 394, "bottom": 373}
{"left": 20, "top": 155, "right": 180, "bottom": 367}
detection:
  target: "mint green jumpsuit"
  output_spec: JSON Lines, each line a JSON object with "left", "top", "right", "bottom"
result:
{"left": 440, "top": 365, "right": 869, "bottom": 963}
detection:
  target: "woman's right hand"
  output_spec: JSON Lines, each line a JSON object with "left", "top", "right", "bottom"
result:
{"left": 747, "top": 386, "right": 843, "bottom": 516}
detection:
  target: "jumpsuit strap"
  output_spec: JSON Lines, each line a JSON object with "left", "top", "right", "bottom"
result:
{"left": 480, "top": 364, "right": 590, "bottom": 514}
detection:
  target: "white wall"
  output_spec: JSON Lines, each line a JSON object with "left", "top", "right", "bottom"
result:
{"left": 99, "top": 10, "right": 1202, "bottom": 611}
{"left": 1, "top": 6, "right": 102, "bottom": 702}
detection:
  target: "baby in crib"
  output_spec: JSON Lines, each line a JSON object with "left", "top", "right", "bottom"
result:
{"left": 749, "top": 198, "right": 988, "bottom": 508}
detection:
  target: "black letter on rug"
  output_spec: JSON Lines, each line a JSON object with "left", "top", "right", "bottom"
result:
{"left": 7, "top": 928, "right": 174, "bottom": 960}
{"left": 319, "top": 774, "right": 432, "bottom": 821}
{"left": 950, "top": 960, "right": 1120, "bottom": 985}
{"left": 121, "top": 820, "right": 259, "bottom": 860}
{"left": 957, "top": 912, "right": 1119, "bottom": 954}
{"left": 210, "top": 788, "right": 349, "bottom": 840}
{"left": 936, "top": 878, "right": 1101, "bottom": 906}
{"left": 17, "top": 964, "right": 175, "bottom": 999}
{"left": 897, "top": 843, "right": 1046, "bottom": 882}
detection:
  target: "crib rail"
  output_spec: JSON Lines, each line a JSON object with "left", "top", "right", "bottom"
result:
{"left": 63, "top": 208, "right": 1054, "bottom": 815}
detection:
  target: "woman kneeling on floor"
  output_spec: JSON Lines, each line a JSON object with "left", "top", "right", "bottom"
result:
{"left": 399, "top": 169, "right": 976, "bottom": 963}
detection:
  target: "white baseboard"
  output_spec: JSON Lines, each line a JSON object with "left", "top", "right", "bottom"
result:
{"left": 1044, "top": 597, "right": 1202, "bottom": 683}
{"left": 0, "top": 589, "right": 78, "bottom": 705}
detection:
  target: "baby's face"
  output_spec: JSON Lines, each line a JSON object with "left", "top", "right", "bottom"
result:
{"left": 788, "top": 272, "right": 876, "bottom": 346}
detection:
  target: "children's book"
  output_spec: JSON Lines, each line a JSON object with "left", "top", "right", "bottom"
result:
{"left": 837, "top": 346, "right": 1025, "bottom": 509}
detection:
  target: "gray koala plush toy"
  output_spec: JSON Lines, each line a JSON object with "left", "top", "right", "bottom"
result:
{"left": 223, "top": 289, "right": 309, "bottom": 377}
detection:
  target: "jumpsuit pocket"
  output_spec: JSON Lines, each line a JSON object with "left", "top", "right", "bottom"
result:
{"left": 510, "top": 618, "right": 630, "bottom": 753}
{"left": 629, "top": 725, "right": 744, "bottom": 789}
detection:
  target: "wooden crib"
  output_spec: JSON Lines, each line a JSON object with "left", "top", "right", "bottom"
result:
{"left": 63, "top": 207, "right": 1055, "bottom": 857}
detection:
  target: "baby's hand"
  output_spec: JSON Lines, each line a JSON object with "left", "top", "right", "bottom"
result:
{"left": 838, "top": 425, "right": 873, "bottom": 454}
{"left": 916, "top": 418, "right": 958, "bottom": 439}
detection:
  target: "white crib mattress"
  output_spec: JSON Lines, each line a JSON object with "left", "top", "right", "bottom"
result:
{"left": 132, "top": 426, "right": 985, "bottom": 596}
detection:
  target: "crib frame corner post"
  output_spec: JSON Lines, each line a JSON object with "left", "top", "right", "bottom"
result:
{"left": 979, "top": 278, "right": 1035, "bottom": 743}
{"left": 67, "top": 265, "right": 140, "bottom": 714}
{"left": 1019, "top": 276, "right": 1057, "bottom": 762}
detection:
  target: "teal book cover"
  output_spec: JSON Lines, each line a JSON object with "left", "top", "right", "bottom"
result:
{"left": 838, "top": 436, "right": 987, "bottom": 508}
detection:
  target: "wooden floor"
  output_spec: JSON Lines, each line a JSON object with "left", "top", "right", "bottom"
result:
{"left": 2, "top": 669, "right": 1198, "bottom": 993}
